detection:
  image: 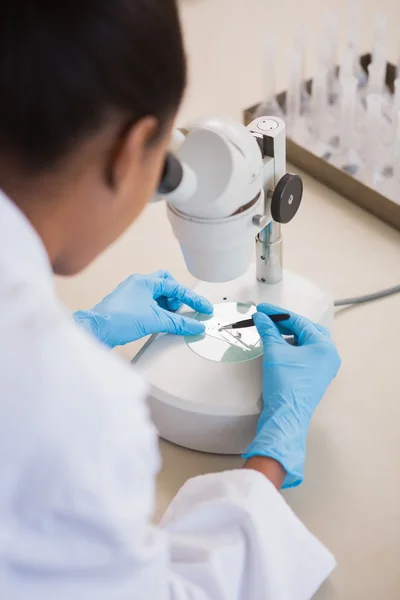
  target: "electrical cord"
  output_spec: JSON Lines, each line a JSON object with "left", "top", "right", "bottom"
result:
{"left": 334, "top": 284, "right": 400, "bottom": 307}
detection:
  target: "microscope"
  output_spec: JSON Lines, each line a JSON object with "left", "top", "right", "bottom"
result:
{"left": 134, "top": 116, "right": 333, "bottom": 454}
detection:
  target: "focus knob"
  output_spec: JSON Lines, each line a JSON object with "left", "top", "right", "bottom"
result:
{"left": 271, "top": 173, "right": 303, "bottom": 224}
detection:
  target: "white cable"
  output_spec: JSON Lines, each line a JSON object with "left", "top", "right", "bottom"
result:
{"left": 334, "top": 285, "right": 400, "bottom": 307}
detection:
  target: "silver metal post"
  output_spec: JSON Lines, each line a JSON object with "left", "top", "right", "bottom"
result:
{"left": 256, "top": 221, "right": 283, "bottom": 284}
{"left": 247, "top": 116, "right": 287, "bottom": 286}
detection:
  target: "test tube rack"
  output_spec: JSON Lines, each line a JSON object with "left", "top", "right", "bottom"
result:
{"left": 244, "top": 54, "right": 400, "bottom": 232}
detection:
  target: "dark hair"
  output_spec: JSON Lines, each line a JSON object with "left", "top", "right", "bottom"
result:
{"left": 0, "top": 0, "right": 186, "bottom": 173}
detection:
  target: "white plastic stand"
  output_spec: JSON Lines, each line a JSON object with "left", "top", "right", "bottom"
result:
{"left": 133, "top": 266, "right": 333, "bottom": 454}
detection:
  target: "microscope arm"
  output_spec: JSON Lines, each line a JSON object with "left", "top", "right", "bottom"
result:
{"left": 156, "top": 116, "right": 303, "bottom": 284}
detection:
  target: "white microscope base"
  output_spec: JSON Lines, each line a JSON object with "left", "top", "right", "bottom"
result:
{"left": 133, "top": 267, "right": 333, "bottom": 454}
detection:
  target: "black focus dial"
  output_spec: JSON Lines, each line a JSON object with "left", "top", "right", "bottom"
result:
{"left": 271, "top": 174, "right": 303, "bottom": 224}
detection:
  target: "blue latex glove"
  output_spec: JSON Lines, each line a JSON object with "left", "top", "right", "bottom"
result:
{"left": 243, "top": 303, "right": 341, "bottom": 489}
{"left": 73, "top": 271, "right": 213, "bottom": 348}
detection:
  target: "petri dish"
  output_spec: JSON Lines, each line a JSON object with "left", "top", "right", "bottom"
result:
{"left": 185, "top": 302, "right": 263, "bottom": 364}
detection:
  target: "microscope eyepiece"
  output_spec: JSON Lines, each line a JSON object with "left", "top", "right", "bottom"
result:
{"left": 158, "top": 152, "right": 183, "bottom": 195}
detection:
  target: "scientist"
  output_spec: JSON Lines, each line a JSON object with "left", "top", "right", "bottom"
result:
{"left": 0, "top": 1, "right": 341, "bottom": 599}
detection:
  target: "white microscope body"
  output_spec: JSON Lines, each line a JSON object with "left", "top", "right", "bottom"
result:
{"left": 134, "top": 117, "right": 333, "bottom": 454}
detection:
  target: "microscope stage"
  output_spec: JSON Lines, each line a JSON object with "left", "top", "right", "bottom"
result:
{"left": 185, "top": 301, "right": 263, "bottom": 363}
{"left": 133, "top": 267, "right": 333, "bottom": 454}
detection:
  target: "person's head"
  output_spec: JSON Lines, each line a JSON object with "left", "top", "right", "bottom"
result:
{"left": 0, "top": 0, "right": 186, "bottom": 274}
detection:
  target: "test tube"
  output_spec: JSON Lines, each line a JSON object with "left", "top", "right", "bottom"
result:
{"left": 368, "top": 61, "right": 386, "bottom": 96}
{"left": 255, "top": 37, "right": 283, "bottom": 119}
{"left": 262, "top": 38, "right": 276, "bottom": 103}
{"left": 372, "top": 13, "right": 388, "bottom": 60}
{"left": 344, "top": 0, "right": 367, "bottom": 88}
{"left": 397, "top": 42, "right": 400, "bottom": 81}
{"left": 339, "top": 75, "right": 358, "bottom": 153}
{"left": 379, "top": 80, "right": 400, "bottom": 179}
{"left": 393, "top": 109, "right": 400, "bottom": 188}
{"left": 367, "top": 14, "right": 388, "bottom": 95}
{"left": 392, "top": 79, "right": 400, "bottom": 125}
{"left": 294, "top": 25, "right": 310, "bottom": 114}
{"left": 324, "top": 12, "right": 340, "bottom": 104}
{"left": 347, "top": 0, "right": 361, "bottom": 56}
{"left": 364, "top": 93, "right": 383, "bottom": 184}
{"left": 340, "top": 46, "right": 355, "bottom": 83}
{"left": 286, "top": 53, "right": 302, "bottom": 127}
{"left": 311, "top": 67, "right": 329, "bottom": 140}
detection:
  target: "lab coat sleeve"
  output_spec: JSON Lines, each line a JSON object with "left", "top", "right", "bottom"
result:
{"left": 3, "top": 316, "right": 334, "bottom": 600}
{"left": 162, "top": 469, "right": 336, "bottom": 600}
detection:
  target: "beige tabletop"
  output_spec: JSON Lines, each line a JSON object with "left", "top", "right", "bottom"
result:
{"left": 56, "top": 1, "right": 400, "bottom": 598}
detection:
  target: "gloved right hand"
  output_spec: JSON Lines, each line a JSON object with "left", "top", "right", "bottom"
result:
{"left": 243, "top": 304, "right": 341, "bottom": 489}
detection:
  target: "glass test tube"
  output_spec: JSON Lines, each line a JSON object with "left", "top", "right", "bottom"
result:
{"left": 345, "top": 0, "right": 367, "bottom": 87}
{"left": 294, "top": 25, "right": 310, "bottom": 113}
{"left": 340, "top": 75, "right": 358, "bottom": 153}
{"left": 340, "top": 46, "right": 355, "bottom": 83}
{"left": 368, "top": 13, "right": 388, "bottom": 95}
{"left": 324, "top": 13, "right": 340, "bottom": 104}
{"left": 311, "top": 67, "right": 328, "bottom": 140}
{"left": 255, "top": 37, "right": 284, "bottom": 119}
{"left": 393, "top": 109, "right": 400, "bottom": 189}
{"left": 392, "top": 79, "right": 400, "bottom": 125}
{"left": 329, "top": 74, "right": 361, "bottom": 175}
{"left": 347, "top": 0, "right": 361, "bottom": 54}
{"left": 364, "top": 93, "right": 383, "bottom": 185}
{"left": 286, "top": 53, "right": 302, "bottom": 127}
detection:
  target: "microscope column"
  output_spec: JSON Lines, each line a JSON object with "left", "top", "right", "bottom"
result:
{"left": 256, "top": 221, "right": 283, "bottom": 284}
{"left": 248, "top": 118, "right": 287, "bottom": 285}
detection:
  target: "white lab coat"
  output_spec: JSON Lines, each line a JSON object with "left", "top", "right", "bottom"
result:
{"left": 0, "top": 190, "right": 335, "bottom": 600}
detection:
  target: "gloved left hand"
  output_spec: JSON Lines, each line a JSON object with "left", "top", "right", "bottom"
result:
{"left": 73, "top": 270, "right": 213, "bottom": 348}
{"left": 243, "top": 303, "right": 341, "bottom": 489}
